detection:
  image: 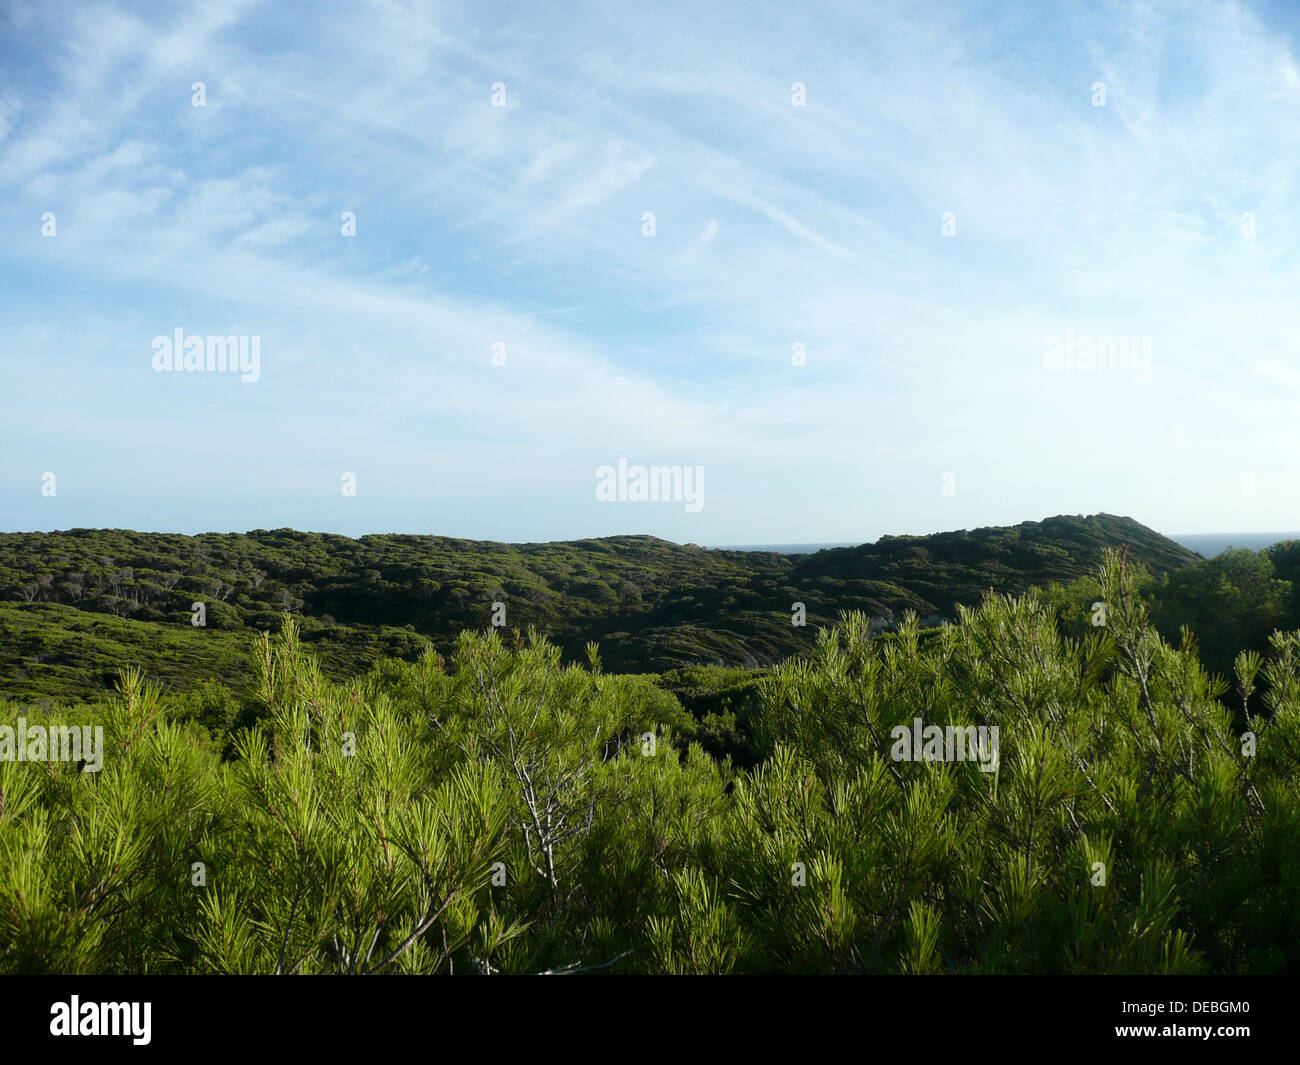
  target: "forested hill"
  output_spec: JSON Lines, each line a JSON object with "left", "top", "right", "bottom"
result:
{"left": 0, "top": 513, "right": 1199, "bottom": 700}
{"left": 792, "top": 513, "right": 1200, "bottom": 608}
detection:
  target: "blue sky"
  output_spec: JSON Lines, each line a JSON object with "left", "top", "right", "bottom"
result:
{"left": 2, "top": 0, "right": 1299, "bottom": 544}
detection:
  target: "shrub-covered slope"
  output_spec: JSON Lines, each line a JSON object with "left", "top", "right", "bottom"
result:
{"left": 3, "top": 551, "right": 1297, "bottom": 975}
{"left": 0, "top": 513, "right": 1198, "bottom": 700}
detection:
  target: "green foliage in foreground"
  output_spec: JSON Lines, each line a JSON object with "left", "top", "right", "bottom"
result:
{"left": 3, "top": 552, "right": 1299, "bottom": 975}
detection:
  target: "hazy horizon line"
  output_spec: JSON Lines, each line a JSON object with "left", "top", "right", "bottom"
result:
{"left": 4, "top": 516, "right": 1300, "bottom": 551}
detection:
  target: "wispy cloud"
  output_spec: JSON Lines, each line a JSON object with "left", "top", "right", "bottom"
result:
{"left": 2, "top": 0, "right": 1299, "bottom": 540}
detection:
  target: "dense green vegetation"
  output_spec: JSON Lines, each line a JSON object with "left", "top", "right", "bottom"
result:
{"left": 1033, "top": 541, "right": 1300, "bottom": 716}
{"left": 4, "top": 549, "right": 1300, "bottom": 974}
{"left": 0, "top": 513, "right": 1198, "bottom": 703}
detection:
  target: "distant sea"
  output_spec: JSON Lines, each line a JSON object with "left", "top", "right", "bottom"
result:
{"left": 710, "top": 543, "right": 858, "bottom": 554}
{"left": 713, "top": 534, "right": 1300, "bottom": 558}
{"left": 1170, "top": 532, "right": 1300, "bottom": 557}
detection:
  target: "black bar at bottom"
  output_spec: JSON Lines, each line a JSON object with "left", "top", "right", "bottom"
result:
{"left": 0, "top": 974, "right": 1285, "bottom": 1053}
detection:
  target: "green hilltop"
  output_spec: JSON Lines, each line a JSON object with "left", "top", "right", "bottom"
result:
{"left": 0, "top": 513, "right": 1198, "bottom": 703}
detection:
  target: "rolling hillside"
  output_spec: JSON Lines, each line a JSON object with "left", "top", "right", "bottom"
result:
{"left": 0, "top": 513, "right": 1200, "bottom": 701}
